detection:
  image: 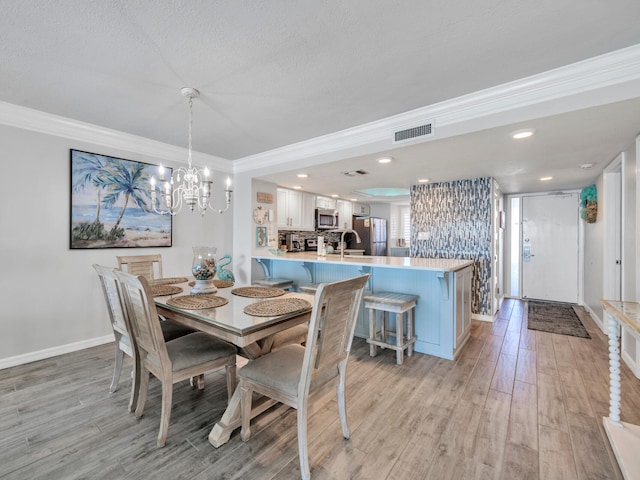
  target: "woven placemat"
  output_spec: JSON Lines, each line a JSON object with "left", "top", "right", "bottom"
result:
{"left": 150, "top": 285, "right": 183, "bottom": 297}
{"left": 166, "top": 294, "right": 229, "bottom": 310}
{"left": 149, "top": 277, "right": 189, "bottom": 286}
{"left": 188, "top": 279, "right": 234, "bottom": 288}
{"left": 244, "top": 297, "right": 311, "bottom": 317}
{"left": 231, "top": 286, "right": 285, "bottom": 298}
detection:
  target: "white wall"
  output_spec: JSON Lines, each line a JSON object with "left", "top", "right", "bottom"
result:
{"left": 623, "top": 147, "right": 637, "bottom": 301}
{"left": 583, "top": 174, "right": 605, "bottom": 325}
{"left": 0, "top": 124, "right": 233, "bottom": 367}
{"left": 369, "top": 203, "right": 391, "bottom": 222}
{"left": 583, "top": 138, "right": 638, "bottom": 329}
{"left": 249, "top": 179, "right": 279, "bottom": 281}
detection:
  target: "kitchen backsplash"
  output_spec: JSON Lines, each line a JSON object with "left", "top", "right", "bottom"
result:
{"left": 277, "top": 231, "right": 344, "bottom": 248}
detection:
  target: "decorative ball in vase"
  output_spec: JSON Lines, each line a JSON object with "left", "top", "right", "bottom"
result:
{"left": 191, "top": 246, "right": 217, "bottom": 294}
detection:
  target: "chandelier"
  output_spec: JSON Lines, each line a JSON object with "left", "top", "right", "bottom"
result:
{"left": 150, "top": 87, "right": 232, "bottom": 216}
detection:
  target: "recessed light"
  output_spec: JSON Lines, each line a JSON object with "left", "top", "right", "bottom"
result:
{"left": 540, "top": 176, "right": 553, "bottom": 181}
{"left": 511, "top": 129, "right": 535, "bottom": 139}
{"left": 350, "top": 198, "right": 358, "bottom": 202}
{"left": 580, "top": 163, "right": 595, "bottom": 169}
{"left": 418, "top": 178, "right": 429, "bottom": 183}
{"left": 292, "top": 185, "right": 302, "bottom": 189}
{"left": 377, "top": 156, "right": 393, "bottom": 164}
{"left": 330, "top": 194, "right": 339, "bottom": 198}
{"left": 296, "top": 173, "right": 308, "bottom": 178}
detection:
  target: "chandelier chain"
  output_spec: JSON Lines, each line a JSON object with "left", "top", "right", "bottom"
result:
{"left": 187, "top": 95, "right": 193, "bottom": 167}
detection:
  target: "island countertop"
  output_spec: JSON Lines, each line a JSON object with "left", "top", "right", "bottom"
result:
{"left": 253, "top": 251, "right": 473, "bottom": 272}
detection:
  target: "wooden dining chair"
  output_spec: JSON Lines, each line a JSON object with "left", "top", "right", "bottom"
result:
{"left": 114, "top": 269, "right": 238, "bottom": 447}
{"left": 116, "top": 254, "right": 163, "bottom": 281}
{"left": 93, "top": 265, "right": 197, "bottom": 406}
{"left": 238, "top": 274, "right": 370, "bottom": 480}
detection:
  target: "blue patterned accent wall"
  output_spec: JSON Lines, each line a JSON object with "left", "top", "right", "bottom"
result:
{"left": 411, "top": 177, "right": 492, "bottom": 316}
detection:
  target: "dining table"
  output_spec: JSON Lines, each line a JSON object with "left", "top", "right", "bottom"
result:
{"left": 151, "top": 277, "right": 313, "bottom": 448}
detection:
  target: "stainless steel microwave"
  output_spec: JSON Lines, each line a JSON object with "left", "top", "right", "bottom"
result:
{"left": 315, "top": 208, "right": 338, "bottom": 229}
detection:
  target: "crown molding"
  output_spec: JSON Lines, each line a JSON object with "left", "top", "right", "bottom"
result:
{"left": 234, "top": 43, "right": 640, "bottom": 173}
{"left": 0, "top": 101, "right": 233, "bottom": 172}
{"left": 2, "top": 44, "right": 639, "bottom": 177}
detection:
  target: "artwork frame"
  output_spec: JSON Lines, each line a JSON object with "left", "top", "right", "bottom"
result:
{"left": 256, "top": 226, "right": 267, "bottom": 247}
{"left": 70, "top": 149, "right": 172, "bottom": 249}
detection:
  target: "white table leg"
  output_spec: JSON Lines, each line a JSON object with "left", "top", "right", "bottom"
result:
{"left": 607, "top": 313, "right": 622, "bottom": 426}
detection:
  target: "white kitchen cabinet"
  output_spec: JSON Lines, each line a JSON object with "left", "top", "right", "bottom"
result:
{"left": 454, "top": 265, "right": 473, "bottom": 351}
{"left": 277, "top": 188, "right": 315, "bottom": 231}
{"left": 316, "top": 196, "right": 336, "bottom": 210}
{"left": 353, "top": 203, "right": 370, "bottom": 215}
{"left": 301, "top": 192, "right": 316, "bottom": 230}
{"left": 277, "top": 188, "right": 302, "bottom": 229}
{"left": 337, "top": 200, "right": 353, "bottom": 230}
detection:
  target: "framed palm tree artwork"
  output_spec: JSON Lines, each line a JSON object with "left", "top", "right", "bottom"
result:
{"left": 70, "top": 149, "right": 172, "bottom": 249}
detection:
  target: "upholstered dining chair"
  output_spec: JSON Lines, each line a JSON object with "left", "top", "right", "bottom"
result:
{"left": 116, "top": 254, "right": 163, "bottom": 281}
{"left": 238, "top": 274, "right": 370, "bottom": 480}
{"left": 93, "top": 265, "right": 196, "bottom": 407}
{"left": 114, "top": 270, "right": 238, "bottom": 447}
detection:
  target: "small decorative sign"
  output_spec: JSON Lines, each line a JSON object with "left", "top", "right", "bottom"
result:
{"left": 257, "top": 192, "right": 273, "bottom": 204}
{"left": 256, "top": 226, "right": 267, "bottom": 247}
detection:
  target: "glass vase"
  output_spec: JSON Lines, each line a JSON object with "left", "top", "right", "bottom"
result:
{"left": 191, "top": 246, "right": 217, "bottom": 294}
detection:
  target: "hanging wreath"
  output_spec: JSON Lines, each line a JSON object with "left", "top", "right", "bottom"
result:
{"left": 580, "top": 184, "right": 597, "bottom": 223}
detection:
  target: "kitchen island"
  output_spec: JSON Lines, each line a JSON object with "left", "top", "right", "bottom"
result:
{"left": 253, "top": 252, "right": 474, "bottom": 360}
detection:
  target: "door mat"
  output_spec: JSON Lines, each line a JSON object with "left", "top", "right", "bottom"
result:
{"left": 527, "top": 300, "right": 591, "bottom": 338}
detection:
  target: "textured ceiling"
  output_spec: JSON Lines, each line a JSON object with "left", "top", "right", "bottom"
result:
{"left": 2, "top": 1, "right": 640, "bottom": 195}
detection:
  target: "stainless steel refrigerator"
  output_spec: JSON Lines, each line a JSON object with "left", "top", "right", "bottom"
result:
{"left": 350, "top": 217, "right": 387, "bottom": 256}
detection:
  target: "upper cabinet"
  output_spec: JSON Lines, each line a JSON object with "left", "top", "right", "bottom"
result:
{"left": 336, "top": 200, "right": 353, "bottom": 230}
{"left": 353, "top": 203, "right": 370, "bottom": 216}
{"left": 316, "top": 196, "right": 337, "bottom": 210}
{"left": 277, "top": 188, "right": 315, "bottom": 231}
{"left": 301, "top": 192, "right": 316, "bottom": 230}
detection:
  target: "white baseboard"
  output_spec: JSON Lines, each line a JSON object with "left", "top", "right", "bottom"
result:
{"left": 0, "top": 335, "right": 114, "bottom": 370}
{"left": 582, "top": 303, "right": 606, "bottom": 334}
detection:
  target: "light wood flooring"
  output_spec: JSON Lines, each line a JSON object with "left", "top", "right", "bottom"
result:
{"left": 1, "top": 299, "right": 639, "bottom": 479}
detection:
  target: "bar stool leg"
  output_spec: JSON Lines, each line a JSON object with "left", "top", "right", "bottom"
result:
{"left": 407, "top": 309, "right": 414, "bottom": 357}
{"left": 368, "top": 308, "right": 377, "bottom": 357}
{"left": 395, "top": 312, "right": 404, "bottom": 365}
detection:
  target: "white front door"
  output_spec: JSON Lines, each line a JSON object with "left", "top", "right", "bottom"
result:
{"left": 522, "top": 193, "right": 579, "bottom": 303}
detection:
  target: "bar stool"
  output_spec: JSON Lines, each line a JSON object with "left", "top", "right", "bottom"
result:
{"left": 253, "top": 278, "right": 295, "bottom": 291}
{"left": 364, "top": 292, "right": 418, "bottom": 365}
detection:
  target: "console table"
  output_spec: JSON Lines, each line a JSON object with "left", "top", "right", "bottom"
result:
{"left": 600, "top": 300, "right": 640, "bottom": 480}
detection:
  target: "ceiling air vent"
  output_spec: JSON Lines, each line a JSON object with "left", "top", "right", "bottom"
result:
{"left": 393, "top": 122, "right": 434, "bottom": 144}
{"left": 343, "top": 169, "right": 368, "bottom": 177}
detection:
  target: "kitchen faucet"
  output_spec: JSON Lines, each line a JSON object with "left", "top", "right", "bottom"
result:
{"left": 328, "top": 228, "right": 362, "bottom": 260}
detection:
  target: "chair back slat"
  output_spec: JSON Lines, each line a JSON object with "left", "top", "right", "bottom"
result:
{"left": 93, "top": 264, "right": 128, "bottom": 337}
{"left": 301, "top": 274, "right": 369, "bottom": 396}
{"left": 116, "top": 254, "right": 163, "bottom": 281}
{"left": 114, "top": 270, "right": 169, "bottom": 369}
